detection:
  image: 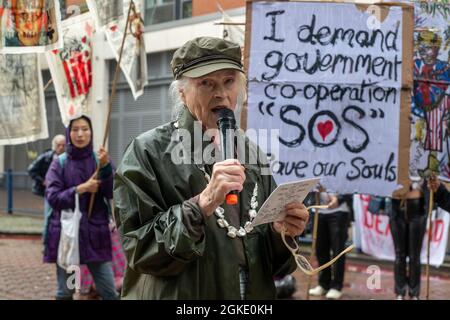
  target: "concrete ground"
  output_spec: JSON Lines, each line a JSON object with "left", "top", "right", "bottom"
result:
{"left": 1, "top": 189, "right": 449, "bottom": 300}
{"left": 0, "top": 234, "right": 450, "bottom": 300}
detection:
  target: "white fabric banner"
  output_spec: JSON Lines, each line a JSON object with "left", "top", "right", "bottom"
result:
{"left": 0, "top": 54, "right": 48, "bottom": 145}
{"left": 410, "top": 1, "right": 450, "bottom": 181}
{"left": 46, "top": 13, "right": 94, "bottom": 126}
{"left": 247, "top": 1, "right": 405, "bottom": 196}
{"left": 85, "top": 0, "right": 123, "bottom": 28}
{"left": 59, "top": 0, "right": 90, "bottom": 21}
{"left": 219, "top": 7, "right": 244, "bottom": 47}
{"left": 353, "top": 195, "right": 450, "bottom": 267}
{"left": 0, "top": 0, "right": 63, "bottom": 54}
{"left": 87, "top": 0, "right": 147, "bottom": 99}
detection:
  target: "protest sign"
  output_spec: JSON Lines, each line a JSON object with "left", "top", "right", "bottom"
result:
{"left": 244, "top": 0, "right": 413, "bottom": 196}
{"left": 410, "top": 1, "right": 450, "bottom": 181}
{"left": 0, "top": 0, "right": 63, "bottom": 53}
{"left": 353, "top": 194, "right": 449, "bottom": 267}
{"left": 59, "top": 0, "right": 89, "bottom": 20}
{"left": 87, "top": 0, "right": 147, "bottom": 99}
{"left": 0, "top": 54, "right": 48, "bottom": 145}
{"left": 46, "top": 12, "right": 94, "bottom": 126}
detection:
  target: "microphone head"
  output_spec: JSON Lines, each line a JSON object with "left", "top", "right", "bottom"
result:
{"left": 216, "top": 108, "right": 236, "bottom": 128}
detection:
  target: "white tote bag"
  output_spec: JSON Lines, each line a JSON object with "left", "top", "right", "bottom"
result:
{"left": 57, "top": 193, "right": 82, "bottom": 270}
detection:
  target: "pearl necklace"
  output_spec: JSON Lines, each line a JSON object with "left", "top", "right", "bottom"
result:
{"left": 199, "top": 165, "right": 258, "bottom": 239}
{"left": 173, "top": 120, "right": 258, "bottom": 239}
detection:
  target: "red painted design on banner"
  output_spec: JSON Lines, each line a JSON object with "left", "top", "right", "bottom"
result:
{"left": 62, "top": 59, "right": 76, "bottom": 98}
{"left": 317, "top": 120, "right": 334, "bottom": 141}
{"left": 69, "top": 57, "right": 83, "bottom": 96}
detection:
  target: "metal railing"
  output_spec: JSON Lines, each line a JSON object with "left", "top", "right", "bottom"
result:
{"left": 0, "top": 171, "right": 42, "bottom": 215}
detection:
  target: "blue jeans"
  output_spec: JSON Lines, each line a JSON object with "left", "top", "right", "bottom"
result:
{"left": 56, "top": 262, "right": 119, "bottom": 300}
{"left": 42, "top": 199, "right": 52, "bottom": 245}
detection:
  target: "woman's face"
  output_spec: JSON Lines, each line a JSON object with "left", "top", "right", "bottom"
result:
{"left": 181, "top": 69, "right": 239, "bottom": 130}
{"left": 70, "top": 118, "right": 91, "bottom": 149}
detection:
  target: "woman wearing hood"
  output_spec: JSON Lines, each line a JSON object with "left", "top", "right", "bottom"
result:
{"left": 44, "top": 115, "right": 118, "bottom": 300}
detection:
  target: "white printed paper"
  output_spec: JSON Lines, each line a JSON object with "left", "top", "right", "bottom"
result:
{"left": 251, "top": 177, "right": 320, "bottom": 227}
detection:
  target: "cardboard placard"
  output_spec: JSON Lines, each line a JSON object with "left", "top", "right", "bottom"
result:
{"left": 241, "top": 0, "right": 414, "bottom": 197}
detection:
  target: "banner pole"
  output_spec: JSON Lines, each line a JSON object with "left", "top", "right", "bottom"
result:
{"left": 306, "top": 191, "right": 320, "bottom": 300}
{"left": 426, "top": 189, "right": 434, "bottom": 300}
{"left": 87, "top": 0, "right": 135, "bottom": 218}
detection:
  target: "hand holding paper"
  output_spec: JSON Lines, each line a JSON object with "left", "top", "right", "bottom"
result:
{"left": 272, "top": 201, "right": 309, "bottom": 237}
{"left": 250, "top": 178, "right": 321, "bottom": 229}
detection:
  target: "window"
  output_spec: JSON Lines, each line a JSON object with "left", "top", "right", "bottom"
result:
{"left": 180, "top": 0, "right": 192, "bottom": 19}
{"left": 144, "top": 0, "right": 192, "bottom": 25}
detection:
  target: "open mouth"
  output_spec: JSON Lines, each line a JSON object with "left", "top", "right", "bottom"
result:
{"left": 211, "top": 106, "right": 229, "bottom": 113}
{"left": 23, "top": 32, "right": 38, "bottom": 39}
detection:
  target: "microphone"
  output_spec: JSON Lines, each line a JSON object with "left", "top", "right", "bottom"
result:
{"left": 216, "top": 108, "right": 238, "bottom": 205}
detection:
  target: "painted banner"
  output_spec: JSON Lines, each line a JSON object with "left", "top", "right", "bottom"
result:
{"left": 46, "top": 12, "right": 93, "bottom": 126}
{"left": 59, "top": 0, "right": 89, "bottom": 20}
{"left": 218, "top": 4, "right": 244, "bottom": 47}
{"left": 85, "top": 0, "right": 122, "bottom": 28}
{"left": 246, "top": 1, "right": 412, "bottom": 196}
{"left": 0, "top": 54, "right": 48, "bottom": 145}
{"left": 87, "top": 0, "right": 146, "bottom": 99}
{"left": 0, "top": 0, "right": 63, "bottom": 53}
{"left": 410, "top": 1, "right": 450, "bottom": 181}
{"left": 353, "top": 195, "right": 449, "bottom": 267}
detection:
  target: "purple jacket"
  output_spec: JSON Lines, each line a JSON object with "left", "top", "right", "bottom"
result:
{"left": 44, "top": 116, "right": 114, "bottom": 264}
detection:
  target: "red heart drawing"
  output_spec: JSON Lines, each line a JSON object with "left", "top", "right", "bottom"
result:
{"left": 317, "top": 120, "right": 334, "bottom": 141}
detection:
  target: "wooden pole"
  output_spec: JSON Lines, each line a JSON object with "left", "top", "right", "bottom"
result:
{"left": 87, "top": 0, "right": 135, "bottom": 218}
{"left": 426, "top": 189, "right": 434, "bottom": 300}
{"left": 306, "top": 191, "right": 320, "bottom": 300}
{"left": 213, "top": 22, "right": 245, "bottom": 25}
{"left": 43, "top": 79, "right": 53, "bottom": 91}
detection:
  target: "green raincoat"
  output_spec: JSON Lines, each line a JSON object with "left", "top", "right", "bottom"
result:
{"left": 113, "top": 106, "right": 296, "bottom": 299}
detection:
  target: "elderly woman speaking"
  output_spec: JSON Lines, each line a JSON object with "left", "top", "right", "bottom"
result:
{"left": 113, "top": 37, "right": 309, "bottom": 299}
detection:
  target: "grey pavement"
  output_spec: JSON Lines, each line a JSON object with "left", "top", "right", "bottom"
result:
{"left": 1, "top": 189, "right": 449, "bottom": 300}
{"left": 1, "top": 235, "right": 450, "bottom": 300}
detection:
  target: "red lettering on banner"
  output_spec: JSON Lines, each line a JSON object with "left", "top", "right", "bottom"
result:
{"left": 364, "top": 207, "right": 373, "bottom": 228}
{"left": 385, "top": 221, "right": 391, "bottom": 236}
{"left": 374, "top": 215, "right": 390, "bottom": 236}
{"left": 375, "top": 215, "right": 383, "bottom": 235}
{"left": 434, "top": 220, "right": 443, "bottom": 242}
{"left": 362, "top": 195, "right": 391, "bottom": 237}
{"left": 425, "top": 219, "right": 444, "bottom": 243}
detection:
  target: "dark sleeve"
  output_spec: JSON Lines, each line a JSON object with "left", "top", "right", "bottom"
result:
{"left": 435, "top": 184, "right": 450, "bottom": 213}
{"left": 45, "top": 158, "right": 76, "bottom": 211}
{"left": 263, "top": 172, "right": 297, "bottom": 277}
{"left": 98, "top": 163, "right": 114, "bottom": 199}
{"left": 113, "top": 139, "right": 206, "bottom": 277}
{"left": 27, "top": 153, "right": 45, "bottom": 183}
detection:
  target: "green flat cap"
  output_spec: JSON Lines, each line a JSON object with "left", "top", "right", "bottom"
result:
{"left": 171, "top": 37, "right": 243, "bottom": 79}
